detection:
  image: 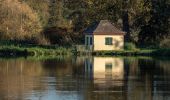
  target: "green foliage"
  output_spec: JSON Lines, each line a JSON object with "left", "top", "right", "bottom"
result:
{"left": 92, "top": 49, "right": 154, "bottom": 56}
{"left": 139, "top": 0, "right": 170, "bottom": 45}
{"left": 159, "top": 37, "right": 170, "bottom": 48}
{"left": 23, "top": 0, "right": 50, "bottom": 27}
{"left": 0, "top": 0, "right": 169, "bottom": 46}
{"left": 91, "top": 49, "right": 170, "bottom": 57}
{"left": 124, "top": 43, "right": 137, "bottom": 50}
{"left": 0, "top": 41, "right": 72, "bottom": 57}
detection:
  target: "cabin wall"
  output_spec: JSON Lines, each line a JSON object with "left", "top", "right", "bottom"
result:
{"left": 93, "top": 35, "right": 124, "bottom": 51}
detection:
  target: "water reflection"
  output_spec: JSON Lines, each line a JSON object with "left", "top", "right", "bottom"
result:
{"left": 85, "top": 57, "right": 124, "bottom": 88}
{"left": 0, "top": 57, "right": 169, "bottom": 100}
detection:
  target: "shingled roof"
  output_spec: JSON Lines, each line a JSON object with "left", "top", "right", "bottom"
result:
{"left": 84, "top": 20, "right": 125, "bottom": 35}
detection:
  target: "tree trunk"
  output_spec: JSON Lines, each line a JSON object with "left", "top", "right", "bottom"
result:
{"left": 123, "top": 10, "right": 130, "bottom": 42}
{"left": 122, "top": 0, "right": 130, "bottom": 42}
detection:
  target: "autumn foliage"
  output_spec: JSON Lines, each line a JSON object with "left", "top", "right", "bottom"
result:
{"left": 0, "top": 0, "right": 43, "bottom": 42}
{"left": 0, "top": 0, "right": 169, "bottom": 46}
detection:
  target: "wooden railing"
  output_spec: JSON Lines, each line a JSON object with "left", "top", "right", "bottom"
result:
{"left": 76, "top": 45, "right": 93, "bottom": 52}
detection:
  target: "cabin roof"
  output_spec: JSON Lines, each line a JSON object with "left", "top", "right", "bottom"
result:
{"left": 84, "top": 20, "right": 125, "bottom": 35}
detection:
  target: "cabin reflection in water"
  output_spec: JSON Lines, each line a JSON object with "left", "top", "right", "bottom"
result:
{"left": 85, "top": 57, "right": 124, "bottom": 85}
{"left": 83, "top": 57, "right": 125, "bottom": 100}
{"left": 0, "top": 58, "right": 169, "bottom": 100}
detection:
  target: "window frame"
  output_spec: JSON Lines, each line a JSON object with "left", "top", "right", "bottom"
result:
{"left": 105, "top": 37, "right": 113, "bottom": 45}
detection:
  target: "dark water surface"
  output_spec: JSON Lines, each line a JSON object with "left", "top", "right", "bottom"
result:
{"left": 0, "top": 57, "right": 170, "bottom": 100}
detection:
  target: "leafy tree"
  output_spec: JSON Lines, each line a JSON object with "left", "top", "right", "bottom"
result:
{"left": 0, "top": 0, "right": 43, "bottom": 43}
{"left": 0, "top": 0, "right": 169, "bottom": 46}
{"left": 23, "top": 0, "right": 50, "bottom": 27}
{"left": 139, "top": 0, "right": 170, "bottom": 46}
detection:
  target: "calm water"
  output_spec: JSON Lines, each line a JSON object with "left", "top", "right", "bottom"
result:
{"left": 0, "top": 57, "right": 170, "bottom": 100}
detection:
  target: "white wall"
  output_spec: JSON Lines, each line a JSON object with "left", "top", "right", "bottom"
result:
{"left": 93, "top": 35, "right": 124, "bottom": 51}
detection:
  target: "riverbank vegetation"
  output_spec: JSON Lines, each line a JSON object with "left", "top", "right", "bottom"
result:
{"left": 0, "top": 41, "right": 169, "bottom": 57}
{"left": 0, "top": 41, "right": 72, "bottom": 57}
{"left": 91, "top": 49, "right": 170, "bottom": 57}
{"left": 0, "top": 0, "right": 169, "bottom": 57}
{"left": 76, "top": 43, "right": 170, "bottom": 57}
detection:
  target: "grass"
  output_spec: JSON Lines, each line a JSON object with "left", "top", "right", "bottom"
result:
{"left": 0, "top": 41, "right": 169, "bottom": 57}
{"left": 0, "top": 41, "right": 73, "bottom": 57}
{"left": 90, "top": 49, "right": 170, "bottom": 57}
{"left": 91, "top": 43, "right": 170, "bottom": 57}
{"left": 0, "top": 46, "right": 170, "bottom": 57}
{"left": 92, "top": 49, "right": 152, "bottom": 56}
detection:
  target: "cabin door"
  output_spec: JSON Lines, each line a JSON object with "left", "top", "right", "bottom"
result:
{"left": 85, "top": 35, "right": 93, "bottom": 51}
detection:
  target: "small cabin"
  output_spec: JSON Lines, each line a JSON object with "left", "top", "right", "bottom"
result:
{"left": 83, "top": 20, "right": 125, "bottom": 51}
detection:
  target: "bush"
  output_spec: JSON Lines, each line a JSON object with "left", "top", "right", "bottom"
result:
{"left": 159, "top": 37, "right": 170, "bottom": 48}
{"left": 124, "top": 43, "right": 137, "bottom": 50}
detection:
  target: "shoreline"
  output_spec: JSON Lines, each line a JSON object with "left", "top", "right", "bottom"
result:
{"left": 0, "top": 45, "right": 169, "bottom": 58}
{"left": 76, "top": 49, "right": 170, "bottom": 57}
{"left": 0, "top": 46, "right": 72, "bottom": 57}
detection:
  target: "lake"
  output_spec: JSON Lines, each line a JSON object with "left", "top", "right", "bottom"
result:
{"left": 0, "top": 56, "right": 169, "bottom": 100}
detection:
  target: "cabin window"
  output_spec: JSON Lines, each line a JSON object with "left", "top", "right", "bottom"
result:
{"left": 105, "top": 37, "right": 113, "bottom": 45}
{"left": 90, "top": 37, "right": 93, "bottom": 45}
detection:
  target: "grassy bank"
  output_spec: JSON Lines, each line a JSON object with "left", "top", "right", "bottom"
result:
{"left": 0, "top": 42, "right": 73, "bottom": 57}
{"left": 0, "top": 46, "right": 170, "bottom": 57}
{"left": 89, "top": 43, "right": 170, "bottom": 57}
{"left": 92, "top": 49, "right": 154, "bottom": 56}
{"left": 0, "top": 41, "right": 169, "bottom": 57}
{"left": 76, "top": 49, "right": 170, "bottom": 57}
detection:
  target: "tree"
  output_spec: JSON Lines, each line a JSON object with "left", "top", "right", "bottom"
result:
{"left": 23, "top": 0, "right": 50, "bottom": 27}
{"left": 0, "top": 0, "right": 169, "bottom": 46}
{"left": 0, "top": 0, "right": 43, "bottom": 42}
{"left": 139, "top": 0, "right": 170, "bottom": 46}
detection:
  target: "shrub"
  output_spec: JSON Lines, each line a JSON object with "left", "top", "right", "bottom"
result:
{"left": 159, "top": 37, "right": 170, "bottom": 48}
{"left": 124, "top": 43, "right": 137, "bottom": 50}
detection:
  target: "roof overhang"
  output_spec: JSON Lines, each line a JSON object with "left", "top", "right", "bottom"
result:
{"left": 84, "top": 32, "right": 126, "bottom": 35}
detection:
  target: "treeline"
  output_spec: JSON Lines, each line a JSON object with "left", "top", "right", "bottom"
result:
{"left": 0, "top": 0, "right": 169, "bottom": 47}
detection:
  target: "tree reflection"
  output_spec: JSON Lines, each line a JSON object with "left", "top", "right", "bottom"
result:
{"left": 0, "top": 57, "right": 169, "bottom": 100}
{"left": 0, "top": 59, "right": 47, "bottom": 100}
